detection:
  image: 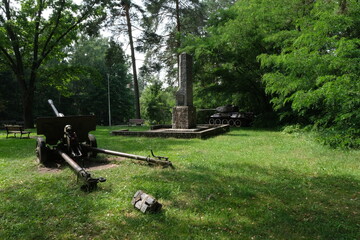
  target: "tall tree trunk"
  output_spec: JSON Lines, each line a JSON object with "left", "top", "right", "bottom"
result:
{"left": 16, "top": 72, "right": 35, "bottom": 128}
{"left": 339, "top": 0, "right": 347, "bottom": 14}
{"left": 22, "top": 88, "right": 35, "bottom": 128}
{"left": 175, "top": 0, "right": 181, "bottom": 85}
{"left": 175, "top": 0, "right": 181, "bottom": 48}
{"left": 123, "top": 2, "right": 141, "bottom": 119}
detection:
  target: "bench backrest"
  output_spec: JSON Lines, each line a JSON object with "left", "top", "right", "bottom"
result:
{"left": 129, "top": 119, "right": 144, "bottom": 124}
{"left": 4, "top": 125, "right": 24, "bottom": 131}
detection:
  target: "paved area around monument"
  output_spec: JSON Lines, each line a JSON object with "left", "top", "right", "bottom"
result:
{"left": 111, "top": 124, "right": 230, "bottom": 139}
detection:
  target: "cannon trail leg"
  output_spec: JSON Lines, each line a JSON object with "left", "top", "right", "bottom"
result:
{"left": 86, "top": 146, "right": 173, "bottom": 168}
{"left": 57, "top": 149, "right": 106, "bottom": 191}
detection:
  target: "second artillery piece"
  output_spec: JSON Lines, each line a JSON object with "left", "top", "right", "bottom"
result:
{"left": 36, "top": 99, "right": 173, "bottom": 192}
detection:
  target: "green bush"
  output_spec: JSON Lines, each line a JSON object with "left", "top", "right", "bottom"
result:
{"left": 140, "top": 80, "right": 175, "bottom": 124}
{"left": 316, "top": 127, "right": 360, "bottom": 149}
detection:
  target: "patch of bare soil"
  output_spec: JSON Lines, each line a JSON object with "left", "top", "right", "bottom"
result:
{"left": 83, "top": 162, "right": 118, "bottom": 171}
{"left": 105, "top": 156, "right": 129, "bottom": 162}
{"left": 38, "top": 165, "right": 62, "bottom": 174}
{"left": 37, "top": 156, "right": 128, "bottom": 173}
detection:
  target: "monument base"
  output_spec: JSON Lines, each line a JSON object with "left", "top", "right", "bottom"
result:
{"left": 111, "top": 124, "right": 230, "bottom": 139}
{"left": 172, "top": 106, "right": 196, "bottom": 129}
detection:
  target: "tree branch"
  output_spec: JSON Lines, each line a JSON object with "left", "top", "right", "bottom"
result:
{"left": 40, "top": 2, "right": 98, "bottom": 64}
{"left": 41, "top": 0, "right": 66, "bottom": 57}
{"left": 0, "top": 46, "right": 16, "bottom": 71}
{"left": 0, "top": 8, "right": 6, "bottom": 22}
{"left": 30, "top": 0, "right": 44, "bottom": 87}
{"left": 2, "top": 0, "right": 26, "bottom": 89}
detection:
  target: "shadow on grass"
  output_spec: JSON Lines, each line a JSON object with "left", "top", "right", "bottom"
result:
{"left": 122, "top": 163, "right": 360, "bottom": 239}
{"left": 0, "top": 137, "right": 36, "bottom": 161}
{"left": 1, "top": 162, "right": 359, "bottom": 239}
{"left": 0, "top": 175, "right": 109, "bottom": 240}
{"left": 1, "top": 129, "right": 359, "bottom": 239}
{"left": 224, "top": 132, "right": 250, "bottom": 137}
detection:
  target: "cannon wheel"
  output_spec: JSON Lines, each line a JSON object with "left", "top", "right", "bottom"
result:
{"left": 86, "top": 134, "right": 98, "bottom": 158}
{"left": 36, "top": 137, "right": 48, "bottom": 164}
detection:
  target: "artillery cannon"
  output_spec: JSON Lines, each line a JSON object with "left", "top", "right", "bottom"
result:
{"left": 36, "top": 100, "right": 173, "bottom": 192}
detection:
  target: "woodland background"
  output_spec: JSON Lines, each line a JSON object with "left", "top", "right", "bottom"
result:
{"left": 1, "top": 0, "right": 359, "bottom": 148}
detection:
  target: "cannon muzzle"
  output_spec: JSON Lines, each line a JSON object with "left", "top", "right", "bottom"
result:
{"left": 48, "top": 99, "right": 64, "bottom": 117}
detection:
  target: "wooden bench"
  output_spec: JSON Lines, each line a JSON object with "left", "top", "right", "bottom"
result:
{"left": 4, "top": 125, "right": 31, "bottom": 139}
{"left": 128, "top": 119, "right": 145, "bottom": 126}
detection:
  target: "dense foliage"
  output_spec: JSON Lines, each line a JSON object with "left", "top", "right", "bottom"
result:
{"left": 1, "top": 0, "right": 359, "bottom": 148}
{"left": 0, "top": 70, "right": 21, "bottom": 121}
{"left": 140, "top": 80, "right": 175, "bottom": 124}
{"left": 139, "top": 0, "right": 208, "bottom": 84}
{"left": 1, "top": 37, "right": 134, "bottom": 125}
{"left": 37, "top": 38, "right": 134, "bottom": 125}
{"left": 181, "top": 4, "right": 271, "bottom": 113}
{"left": 181, "top": 0, "right": 360, "bottom": 148}
{"left": 0, "top": 0, "right": 109, "bottom": 127}
{"left": 259, "top": 0, "right": 360, "bottom": 148}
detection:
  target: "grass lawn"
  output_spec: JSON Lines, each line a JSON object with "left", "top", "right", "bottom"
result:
{"left": 0, "top": 126, "right": 359, "bottom": 240}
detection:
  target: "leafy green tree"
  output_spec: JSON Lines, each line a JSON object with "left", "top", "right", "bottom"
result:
{"left": 32, "top": 37, "right": 134, "bottom": 125}
{"left": 259, "top": 0, "right": 360, "bottom": 147}
{"left": 120, "top": 0, "right": 141, "bottom": 119}
{"left": 105, "top": 40, "right": 135, "bottom": 124}
{"left": 64, "top": 37, "right": 110, "bottom": 121}
{"left": 182, "top": 0, "right": 346, "bottom": 127}
{"left": 139, "top": 0, "right": 207, "bottom": 84}
{"left": 202, "top": 0, "right": 235, "bottom": 13}
{"left": 0, "top": 70, "right": 22, "bottom": 120}
{"left": 140, "top": 79, "right": 174, "bottom": 124}
{"left": 181, "top": 0, "right": 286, "bottom": 113}
{"left": 106, "top": 0, "right": 144, "bottom": 119}
{"left": 0, "top": 0, "right": 108, "bottom": 127}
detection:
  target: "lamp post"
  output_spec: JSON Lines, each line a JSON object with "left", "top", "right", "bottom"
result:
{"left": 107, "top": 73, "right": 111, "bottom": 126}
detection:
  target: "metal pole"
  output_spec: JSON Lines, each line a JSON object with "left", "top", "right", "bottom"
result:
{"left": 107, "top": 74, "right": 111, "bottom": 126}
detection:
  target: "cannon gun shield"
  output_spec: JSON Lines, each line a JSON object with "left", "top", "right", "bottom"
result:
{"left": 37, "top": 115, "right": 96, "bottom": 145}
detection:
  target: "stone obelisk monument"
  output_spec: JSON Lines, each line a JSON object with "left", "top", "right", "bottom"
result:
{"left": 172, "top": 53, "right": 196, "bottom": 129}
